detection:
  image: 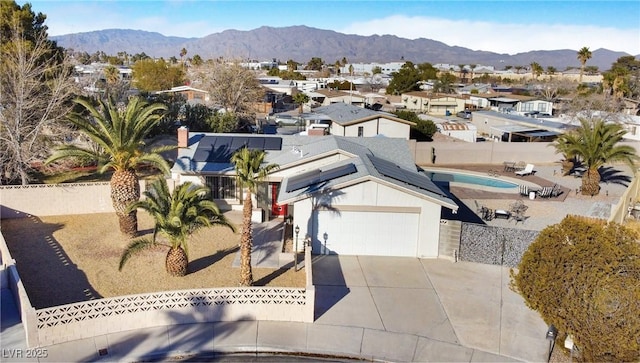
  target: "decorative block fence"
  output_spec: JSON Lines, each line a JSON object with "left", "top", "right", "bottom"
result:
{"left": 0, "top": 182, "right": 315, "bottom": 348}
{"left": 1, "top": 224, "right": 315, "bottom": 347}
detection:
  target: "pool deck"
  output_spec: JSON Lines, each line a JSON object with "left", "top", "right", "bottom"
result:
{"left": 427, "top": 163, "right": 633, "bottom": 231}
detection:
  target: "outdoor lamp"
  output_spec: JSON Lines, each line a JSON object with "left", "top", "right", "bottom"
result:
{"left": 294, "top": 225, "right": 300, "bottom": 271}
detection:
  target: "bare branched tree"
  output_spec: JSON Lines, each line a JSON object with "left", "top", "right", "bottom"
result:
{"left": 0, "top": 22, "right": 78, "bottom": 184}
{"left": 195, "top": 60, "right": 264, "bottom": 114}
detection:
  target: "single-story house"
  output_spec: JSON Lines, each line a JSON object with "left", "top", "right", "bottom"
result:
{"left": 155, "top": 85, "right": 210, "bottom": 105}
{"left": 436, "top": 121, "right": 478, "bottom": 143}
{"left": 307, "top": 89, "right": 365, "bottom": 107}
{"left": 473, "top": 110, "right": 576, "bottom": 142}
{"left": 171, "top": 129, "right": 457, "bottom": 258}
{"left": 400, "top": 92, "right": 467, "bottom": 115}
{"left": 301, "top": 103, "right": 415, "bottom": 139}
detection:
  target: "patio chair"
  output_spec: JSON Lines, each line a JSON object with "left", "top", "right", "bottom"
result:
{"left": 519, "top": 184, "right": 529, "bottom": 196}
{"left": 515, "top": 163, "right": 535, "bottom": 177}
{"left": 513, "top": 161, "right": 526, "bottom": 171}
{"left": 537, "top": 186, "right": 553, "bottom": 198}
{"left": 550, "top": 184, "right": 563, "bottom": 198}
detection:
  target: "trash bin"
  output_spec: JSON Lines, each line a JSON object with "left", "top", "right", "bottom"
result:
{"left": 529, "top": 191, "right": 536, "bottom": 200}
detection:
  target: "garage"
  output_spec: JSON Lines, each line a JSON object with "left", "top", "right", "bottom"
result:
{"left": 315, "top": 209, "right": 420, "bottom": 256}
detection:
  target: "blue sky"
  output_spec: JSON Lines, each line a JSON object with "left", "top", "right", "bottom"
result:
{"left": 22, "top": 0, "right": 640, "bottom": 55}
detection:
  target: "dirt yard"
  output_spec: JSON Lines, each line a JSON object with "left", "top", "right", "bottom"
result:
{"left": 1, "top": 212, "right": 306, "bottom": 309}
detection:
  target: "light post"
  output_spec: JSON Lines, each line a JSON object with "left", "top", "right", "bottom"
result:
{"left": 546, "top": 324, "right": 557, "bottom": 363}
{"left": 323, "top": 232, "right": 328, "bottom": 254}
{"left": 294, "top": 225, "right": 300, "bottom": 271}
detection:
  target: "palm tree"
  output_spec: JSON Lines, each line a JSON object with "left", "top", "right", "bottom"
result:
{"left": 231, "top": 148, "right": 279, "bottom": 286}
{"left": 180, "top": 47, "right": 187, "bottom": 69}
{"left": 45, "top": 97, "right": 172, "bottom": 236}
{"left": 119, "top": 178, "right": 235, "bottom": 276}
{"left": 577, "top": 46, "right": 592, "bottom": 83}
{"left": 552, "top": 118, "right": 638, "bottom": 195}
{"left": 292, "top": 92, "right": 310, "bottom": 114}
{"left": 469, "top": 64, "right": 477, "bottom": 82}
{"left": 530, "top": 62, "right": 543, "bottom": 80}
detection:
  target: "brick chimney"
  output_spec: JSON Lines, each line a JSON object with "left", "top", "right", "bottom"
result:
{"left": 177, "top": 126, "right": 189, "bottom": 147}
{"left": 308, "top": 128, "right": 326, "bottom": 136}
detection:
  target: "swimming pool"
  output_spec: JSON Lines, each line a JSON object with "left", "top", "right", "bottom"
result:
{"left": 423, "top": 169, "right": 519, "bottom": 189}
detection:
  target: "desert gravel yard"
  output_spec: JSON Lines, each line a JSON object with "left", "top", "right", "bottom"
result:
{"left": 1, "top": 212, "right": 305, "bottom": 309}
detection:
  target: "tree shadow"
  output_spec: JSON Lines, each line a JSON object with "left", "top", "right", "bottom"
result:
{"left": 598, "top": 166, "right": 632, "bottom": 186}
{"left": 189, "top": 246, "right": 239, "bottom": 275}
{"left": 1, "top": 213, "right": 103, "bottom": 309}
{"left": 77, "top": 309, "right": 256, "bottom": 362}
{"left": 253, "top": 260, "right": 297, "bottom": 286}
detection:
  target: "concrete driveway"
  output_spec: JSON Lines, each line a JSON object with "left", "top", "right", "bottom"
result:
{"left": 312, "top": 255, "right": 549, "bottom": 362}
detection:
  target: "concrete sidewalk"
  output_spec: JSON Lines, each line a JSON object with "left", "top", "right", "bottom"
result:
{"left": 1, "top": 256, "right": 548, "bottom": 362}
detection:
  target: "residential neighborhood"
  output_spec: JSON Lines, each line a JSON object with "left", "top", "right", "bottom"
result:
{"left": 1, "top": 1, "right": 640, "bottom": 362}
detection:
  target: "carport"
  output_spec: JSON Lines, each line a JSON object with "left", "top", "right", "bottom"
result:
{"left": 490, "top": 124, "right": 559, "bottom": 142}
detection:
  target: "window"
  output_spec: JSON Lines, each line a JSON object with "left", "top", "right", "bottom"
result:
{"left": 358, "top": 126, "right": 364, "bottom": 137}
{"left": 205, "top": 176, "right": 238, "bottom": 199}
{"left": 521, "top": 102, "right": 534, "bottom": 112}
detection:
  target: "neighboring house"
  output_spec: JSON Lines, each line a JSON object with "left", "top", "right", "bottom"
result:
{"left": 401, "top": 92, "right": 467, "bottom": 115}
{"left": 155, "top": 85, "right": 210, "bottom": 104}
{"left": 302, "top": 103, "right": 415, "bottom": 139}
{"left": 171, "top": 129, "right": 457, "bottom": 258}
{"left": 307, "top": 89, "right": 365, "bottom": 107}
{"left": 473, "top": 110, "right": 576, "bottom": 142}
{"left": 436, "top": 121, "right": 478, "bottom": 143}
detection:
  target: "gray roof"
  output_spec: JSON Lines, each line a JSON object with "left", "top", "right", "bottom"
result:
{"left": 311, "top": 103, "right": 406, "bottom": 126}
{"left": 172, "top": 133, "right": 456, "bottom": 210}
{"left": 477, "top": 110, "right": 578, "bottom": 133}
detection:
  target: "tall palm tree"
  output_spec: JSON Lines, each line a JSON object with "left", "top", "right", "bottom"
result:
{"left": 552, "top": 118, "right": 638, "bottom": 195}
{"left": 231, "top": 148, "right": 279, "bottom": 286}
{"left": 46, "top": 96, "right": 172, "bottom": 236}
{"left": 577, "top": 46, "right": 592, "bottom": 83}
{"left": 119, "top": 178, "right": 235, "bottom": 276}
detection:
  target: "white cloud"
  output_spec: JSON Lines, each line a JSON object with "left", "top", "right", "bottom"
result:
{"left": 339, "top": 15, "right": 640, "bottom": 54}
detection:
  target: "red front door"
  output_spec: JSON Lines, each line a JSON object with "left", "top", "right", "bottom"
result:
{"left": 271, "top": 183, "right": 287, "bottom": 217}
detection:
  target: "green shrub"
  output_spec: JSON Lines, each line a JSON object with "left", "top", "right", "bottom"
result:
{"left": 511, "top": 215, "right": 640, "bottom": 362}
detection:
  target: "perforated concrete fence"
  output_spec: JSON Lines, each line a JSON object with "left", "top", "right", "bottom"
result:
{"left": 458, "top": 223, "right": 540, "bottom": 267}
{"left": 35, "top": 286, "right": 314, "bottom": 347}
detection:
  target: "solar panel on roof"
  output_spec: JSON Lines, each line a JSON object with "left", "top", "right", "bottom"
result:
{"left": 263, "top": 137, "right": 282, "bottom": 150}
{"left": 230, "top": 137, "right": 248, "bottom": 149}
{"left": 191, "top": 136, "right": 283, "bottom": 162}
{"left": 368, "top": 154, "right": 446, "bottom": 196}
{"left": 285, "top": 163, "right": 357, "bottom": 193}
{"left": 247, "top": 137, "right": 264, "bottom": 149}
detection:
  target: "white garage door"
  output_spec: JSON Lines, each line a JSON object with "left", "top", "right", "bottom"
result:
{"left": 315, "top": 210, "right": 419, "bottom": 257}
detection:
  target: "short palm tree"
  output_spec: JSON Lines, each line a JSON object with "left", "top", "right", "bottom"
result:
{"left": 552, "top": 118, "right": 638, "bottom": 196}
{"left": 46, "top": 96, "right": 173, "bottom": 237}
{"left": 119, "top": 178, "right": 236, "bottom": 276}
{"left": 231, "top": 147, "right": 279, "bottom": 286}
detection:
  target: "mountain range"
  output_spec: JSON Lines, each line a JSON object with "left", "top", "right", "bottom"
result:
{"left": 51, "top": 25, "right": 633, "bottom": 71}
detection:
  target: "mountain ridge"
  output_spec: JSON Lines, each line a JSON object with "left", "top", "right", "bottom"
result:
{"left": 51, "top": 25, "right": 633, "bottom": 71}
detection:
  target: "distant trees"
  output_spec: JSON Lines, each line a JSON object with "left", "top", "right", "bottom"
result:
{"left": 577, "top": 46, "right": 592, "bottom": 83}
{"left": 131, "top": 58, "right": 185, "bottom": 92}
{"left": 0, "top": 1, "right": 77, "bottom": 184}
{"left": 433, "top": 72, "right": 457, "bottom": 94}
{"left": 293, "top": 92, "right": 309, "bottom": 114}
{"left": 529, "top": 62, "right": 543, "bottom": 80}
{"left": 305, "top": 57, "right": 324, "bottom": 71}
{"left": 602, "top": 56, "right": 640, "bottom": 99}
{"left": 511, "top": 216, "right": 640, "bottom": 362}
{"left": 387, "top": 61, "right": 421, "bottom": 95}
